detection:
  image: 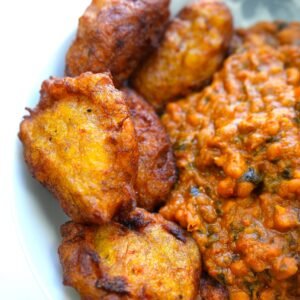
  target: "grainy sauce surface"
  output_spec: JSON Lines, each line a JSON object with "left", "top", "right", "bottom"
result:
{"left": 160, "top": 34, "right": 300, "bottom": 298}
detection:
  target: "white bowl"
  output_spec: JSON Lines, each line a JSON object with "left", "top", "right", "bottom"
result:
{"left": 11, "top": 0, "right": 300, "bottom": 299}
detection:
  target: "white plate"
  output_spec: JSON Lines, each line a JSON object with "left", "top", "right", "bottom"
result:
{"left": 4, "top": 0, "right": 300, "bottom": 299}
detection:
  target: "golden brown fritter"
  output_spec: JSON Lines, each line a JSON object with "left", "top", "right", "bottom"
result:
{"left": 65, "top": 0, "right": 170, "bottom": 86}
{"left": 122, "top": 88, "right": 176, "bottom": 211}
{"left": 131, "top": 0, "right": 233, "bottom": 111}
{"left": 160, "top": 44, "right": 300, "bottom": 298}
{"left": 199, "top": 274, "right": 229, "bottom": 300}
{"left": 19, "top": 72, "right": 138, "bottom": 224}
{"left": 58, "top": 208, "right": 201, "bottom": 300}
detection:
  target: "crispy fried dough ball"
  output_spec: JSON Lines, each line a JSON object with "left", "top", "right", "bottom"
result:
{"left": 122, "top": 88, "right": 176, "bottom": 211}
{"left": 65, "top": 0, "right": 170, "bottom": 86}
{"left": 58, "top": 208, "right": 201, "bottom": 300}
{"left": 131, "top": 0, "right": 233, "bottom": 111}
{"left": 19, "top": 72, "right": 138, "bottom": 224}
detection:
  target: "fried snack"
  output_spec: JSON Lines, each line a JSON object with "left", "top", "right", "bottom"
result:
{"left": 19, "top": 73, "right": 138, "bottom": 224}
{"left": 231, "top": 21, "right": 300, "bottom": 52}
{"left": 58, "top": 208, "right": 201, "bottom": 300}
{"left": 131, "top": 0, "right": 233, "bottom": 111}
{"left": 65, "top": 0, "right": 170, "bottom": 86}
{"left": 122, "top": 88, "right": 176, "bottom": 211}
{"left": 200, "top": 274, "right": 229, "bottom": 300}
{"left": 160, "top": 44, "right": 300, "bottom": 298}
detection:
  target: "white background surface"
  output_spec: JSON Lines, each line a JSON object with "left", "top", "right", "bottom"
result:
{"left": 1, "top": 0, "right": 300, "bottom": 299}
{"left": 0, "top": 1, "right": 89, "bottom": 298}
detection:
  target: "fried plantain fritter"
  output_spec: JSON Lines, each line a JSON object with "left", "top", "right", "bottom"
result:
{"left": 65, "top": 0, "right": 170, "bottom": 86}
{"left": 160, "top": 43, "right": 300, "bottom": 298}
{"left": 19, "top": 72, "right": 138, "bottom": 224}
{"left": 122, "top": 88, "right": 176, "bottom": 211}
{"left": 58, "top": 208, "right": 201, "bottom": 300}
{"left": 131, "top": 0, "right": 233, "bottom": 111}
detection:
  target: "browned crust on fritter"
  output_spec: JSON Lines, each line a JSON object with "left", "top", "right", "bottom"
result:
{"left": 59, "top": 222, "right": 104, "bottom": 299}
{"left": 122, "top": 88, "right": 176, "bottom": 211}
{"left": 119, "top": 207, "right": 187, "bottom": 243}
{"left": 65, "top": 0, "right": 170, "bottom": 86}
{"left": 19, "top": 72, "right": 138, "bottom": 224}
{"left": 58, "top": 208, "right": 201, "bottom": 300}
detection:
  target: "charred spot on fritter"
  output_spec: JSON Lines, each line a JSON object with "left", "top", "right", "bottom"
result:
{"left": 162, "top": 223, "right": 187, "bottom": 243}
{"left": 120, "top": 210, "right": 152, "bottom": 231}
{"left": 95, "top": 276, "right": 129, "bottom": 295}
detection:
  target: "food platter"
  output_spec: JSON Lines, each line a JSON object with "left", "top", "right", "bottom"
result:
{"left": 10, "top": 0, "right": 300, "bottom": 299}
